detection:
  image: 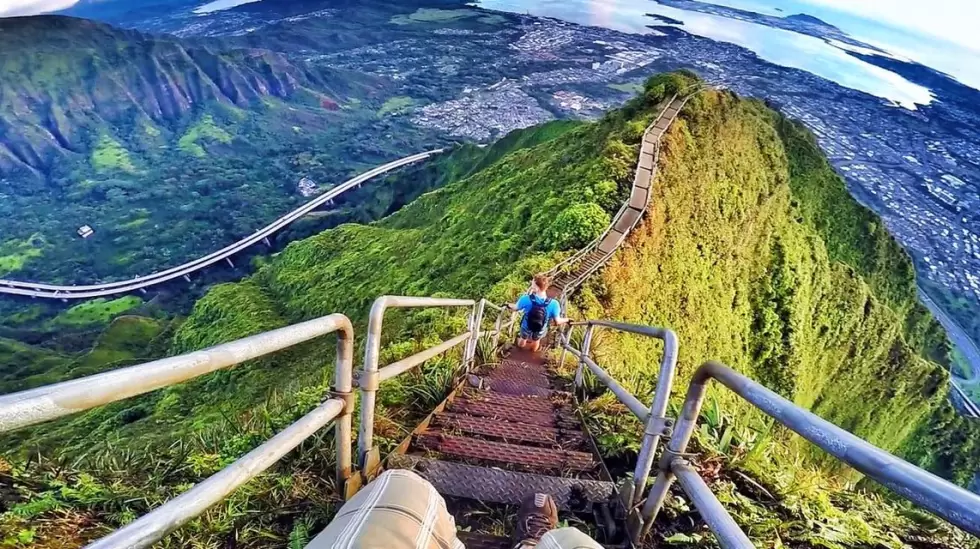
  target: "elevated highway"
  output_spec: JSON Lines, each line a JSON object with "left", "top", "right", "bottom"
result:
{"left": 0, "top": 150, "right": 442, "bottom": 300}
{"left": 918, "top": 288, "right": 980, "bottom": 418}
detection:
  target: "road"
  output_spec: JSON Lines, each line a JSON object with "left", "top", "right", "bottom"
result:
{"left": 0, "top": 150, "right": 442, "bottom": 300}
{"left": 918, "top": 288, "right": 980, "bottom": 418}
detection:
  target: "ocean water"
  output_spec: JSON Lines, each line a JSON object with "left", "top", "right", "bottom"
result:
{"left": 474, "top": 0, "right": 934, "bottom": 110}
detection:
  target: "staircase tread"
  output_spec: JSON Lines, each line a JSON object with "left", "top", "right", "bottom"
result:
{"left": 416, "top": 433, "right": 597, "bottom": 472}
{"left": 485, "top": 378, "right": 556, "bottom": 397}
{"left": 389, "top": 455, "right": 615, "bottom": 510}
{"left": 433, "top": 412, "right": 585, "bottom": 447}
{"left": 447, "top": 399, "right": 579, "bottom": 427}
{"left": 458, "top": 390, "right": 562, "bottom": 412}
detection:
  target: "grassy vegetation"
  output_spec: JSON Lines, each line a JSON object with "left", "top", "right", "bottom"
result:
{"left": 51, "top": 296, "right": 143, "bottom": 328}
{"left": 378, "top": 96, "right": 415, "bottom": 117}
{"left": 2, "top": 73, "right": 977, "bottom": 548}
{"left": 90, "top": 134, "right": 135, "bottom": 173}
{"left": 177, "top": 114, "right": 233, "bottom": 157}
{"left": 0, "top": 316, "right": 169, "bottom": 398}
{"left": 0, "top": 234, "right": 44, "bottom": 275}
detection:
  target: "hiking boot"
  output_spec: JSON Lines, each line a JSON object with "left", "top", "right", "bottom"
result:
{"left": 513, "top": 493, "right": 558, "bottom": 548}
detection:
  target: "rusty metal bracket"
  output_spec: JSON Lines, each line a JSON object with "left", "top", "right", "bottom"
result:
{"left": 645, "top": 416, "right": 674, "bottom": 437}
{"left": 356, "top": 370, "right": 381, "bottom": 391}
{"left": 329, "top": 390, "right": 356, "bottom": 416}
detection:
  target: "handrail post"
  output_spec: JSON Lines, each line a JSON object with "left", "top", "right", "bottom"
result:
{"left": 575, "top": 324, "right": 595, "bottom": 390}
{"left": 331, "top": 316, "right": 355, "bottom": 493}
{"left": 492, "top": 307, "right": 504, "bottom": 351}
{"left": 357, "top": 296, "right": 476, "bottom": 474}
{"left": 639, "top": 371, "right": 706, "bottom": 538}
{"left": 465, "top": 299, "right": 486, "bottom": 371}
{"left": 630, "top": 329, "right": 678, "bottom": 509}
{"left": 557, "top": 323, "right": 572, "bottom": 371}
{"left": 358, "top": 297, "right": 388, "bottom": 471}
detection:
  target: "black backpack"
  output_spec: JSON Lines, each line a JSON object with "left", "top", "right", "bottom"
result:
{"left": 525, "top": 296, "right": 551, "bottom": 333}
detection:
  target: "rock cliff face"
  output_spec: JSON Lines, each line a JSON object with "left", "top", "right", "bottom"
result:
{"left": 0, "top": 16, "right": 368, "bottom": 178}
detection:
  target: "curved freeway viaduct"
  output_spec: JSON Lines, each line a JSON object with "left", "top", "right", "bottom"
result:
{"left": 918, "top": 288, "right": 980, "bottom": 418}
{"left": 0, "top": 150, "right": 442, "bottom": 300}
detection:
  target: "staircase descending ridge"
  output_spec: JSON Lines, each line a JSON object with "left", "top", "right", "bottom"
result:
{"left": 550, "top": 93, "right": 694, "bottom": 299}
{"left": 390, "top": 342, "right": 617, "bottom": 547}
{"left": 385, "top": 91, "right": 699, "bottom": 548}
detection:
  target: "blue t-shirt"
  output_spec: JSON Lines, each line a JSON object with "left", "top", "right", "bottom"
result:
{"left": 517, "top": 294, "right": 561, "bottom": 332}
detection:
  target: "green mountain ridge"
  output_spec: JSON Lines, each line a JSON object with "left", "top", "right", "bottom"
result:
{"left": 0, "top": 15, "right": 447, "bottom": 288}
{"left": 0, "top": 16, "right": 376, "bottom": 178}
{"left": 2, "top": 73, "right": 978, "bottom": 548}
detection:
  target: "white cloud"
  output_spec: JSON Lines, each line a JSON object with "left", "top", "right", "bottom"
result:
{"left": 0, "top": 0, "right": 80, "bottom": 17}
{"left": 801, "top": 0, "right": 980, "bottom": 53}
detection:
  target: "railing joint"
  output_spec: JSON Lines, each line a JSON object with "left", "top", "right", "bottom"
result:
{"left": 644, "top": 416, "right": 674, "bottom": 437}
{"left": 329, "top": 390, "right": 357, "bottom": 416}
{"left": 356, "top": 370, "right": 381, "bottom": 392}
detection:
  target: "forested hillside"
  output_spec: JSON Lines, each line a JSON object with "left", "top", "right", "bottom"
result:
{"left": 0, "top": 14, "right": 442, "bottom": 286}
{"left": 2, "top": 73, "right": 977, "bottom": 548}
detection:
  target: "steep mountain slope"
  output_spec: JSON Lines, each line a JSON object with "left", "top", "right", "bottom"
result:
{"left": 3, "top": 73, "right": 977, "bottom": 548}
{"left": 0, "top": 16, "right": 372, "bottom": 178}
{"left": 0, "top": 15, "right": 440, "bottom": 287}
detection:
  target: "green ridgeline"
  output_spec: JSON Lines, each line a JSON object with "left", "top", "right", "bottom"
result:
{"left": 2, "top": 73, "right": 977, "bottom": 548}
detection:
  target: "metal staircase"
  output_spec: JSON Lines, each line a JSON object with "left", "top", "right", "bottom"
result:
{"left": 1, "top": 84, "right": 979, "bottom": 548}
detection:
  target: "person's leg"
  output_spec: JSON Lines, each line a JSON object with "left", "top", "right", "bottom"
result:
{"left": 527, "top": 327, "right": 547, "bottom": 353}
{"left": 533, "top": 528, "right": 605, "bottom": 549}
{"left": 513, "top": 494, "right": 604, "bottom": 548}
{"left": 305, "top": 469, "right": 463, "bottom": 549}
{"left": 518, "top": 326, "right": 534, "bottom": 350}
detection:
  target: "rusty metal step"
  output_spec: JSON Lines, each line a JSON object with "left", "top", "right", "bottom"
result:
{"left": 433, "top": 413, "right": 585, "bottom": 447}
{"left": 486, "top": 368, "right": 550, "bottom": 388}
{"left": 486, "top": 378, "right": 555, "bottom": 397}
{"left": 416, "top": 433, "right": 597, "bottom": 472}
{"left": 390, "top": 455, "right": 615, "bottom": 511}
{"left": 448, "top": 400, "right": 579, "bottom": 428}
{"left": 459, "top": 390, "right": 557, "bottom": 413}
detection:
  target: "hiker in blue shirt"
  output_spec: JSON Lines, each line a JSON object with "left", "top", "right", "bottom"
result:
{"left": 506, "top": 273, "right": 570, "bottom": 353}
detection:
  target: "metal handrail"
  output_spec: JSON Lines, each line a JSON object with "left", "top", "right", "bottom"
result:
{"left": 0, "top": 313, "right": 356, "bottom": 549}
{"left": 357, "top": 296, "right": 485, "bottom": 475}
{"left": 640, "top": 361, "right": 980, "bottom": 545}
{"left": 558, "top": 320, "right": 678, "bottom": 533}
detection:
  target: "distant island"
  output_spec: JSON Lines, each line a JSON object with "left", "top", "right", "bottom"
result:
{"left": 784, "top": 13, "right": 841, "bottom": 31}
{"left": 655, "top": 0, "right": 882, "bottom": 51}
{"left": 646, "top": 13, "right": 684, "bottom": 25}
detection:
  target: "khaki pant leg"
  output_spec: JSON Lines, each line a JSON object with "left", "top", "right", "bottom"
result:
{"left": 532, "top": 527, "right": 605, "bottom": 549}
{"left": 306, "top": 469, "right": 463, "bottom": 549}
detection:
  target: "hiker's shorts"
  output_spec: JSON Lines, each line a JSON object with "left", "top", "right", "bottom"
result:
{"left": 305, "top": 469, "right": 603, "bottom": 549}
{"left": 520, "top": 325, "right": 548, "bottom": 341}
